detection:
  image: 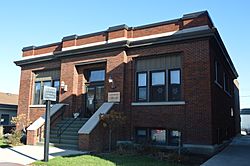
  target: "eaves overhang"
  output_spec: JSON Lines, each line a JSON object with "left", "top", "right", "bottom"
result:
{"left": 212, "top": 28, "right": 239, "bottom": 78}
{"left": 14, "top": 41, "right": 129, "bottom": 66}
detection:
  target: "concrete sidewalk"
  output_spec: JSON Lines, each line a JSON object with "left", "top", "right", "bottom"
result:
{"left": 0, "top": 145, "right": 87, "bottom": 165}
{"left": 202, "top": 135, "right": 250, "bottom": 166}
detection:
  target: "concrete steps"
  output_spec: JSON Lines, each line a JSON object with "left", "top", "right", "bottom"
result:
{"left": 49, "top": 118, "right": 88, "bottom": 150}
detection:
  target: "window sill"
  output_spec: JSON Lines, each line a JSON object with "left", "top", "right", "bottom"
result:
{"left": 131, "top": 101, "right": 185, "bottom": 106}
{"left": 214, "top": 81, "right": 223, "bottom": 89}
{"left": 225, "top": 90, "right": 232, "bottom": 97}
{"left": 29, "top": 105, "right": 46, "bottom": 108}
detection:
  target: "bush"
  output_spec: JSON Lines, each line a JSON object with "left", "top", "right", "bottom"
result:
{"left": 8, "top": 130, "right": 23, "bottom": 146}
{"left": 116, "top": 141, "right": 134, "bottom": 154}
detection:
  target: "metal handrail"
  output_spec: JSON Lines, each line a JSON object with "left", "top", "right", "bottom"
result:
{"left": 56, "top": 107, "right": 85, "bottom": 143}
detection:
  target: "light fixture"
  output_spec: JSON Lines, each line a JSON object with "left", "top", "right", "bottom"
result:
{"left": 61, "top": 81, "right": 65, "bottom": 88}
{"left": 108, "top": 75, "right": 115, "bottom": 89}
{"left": 60, "top": 81, "right": 68, "bottom": 91}
{"left": 108, "top": 75, "right": 113, "bottom": 83}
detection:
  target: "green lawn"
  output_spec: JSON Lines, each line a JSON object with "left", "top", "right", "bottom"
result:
{"left": 0, "top": 138, "right": 11, "bottom": 148}
{"left": 32, "top": 153, "right": 183, "bottom": 166}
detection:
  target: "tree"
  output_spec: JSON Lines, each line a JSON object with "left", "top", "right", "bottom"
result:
{"left": 99, "top": 110, "right": 126, "bottom": 152}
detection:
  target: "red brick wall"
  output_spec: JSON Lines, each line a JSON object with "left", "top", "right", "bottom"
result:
{"left": 29, "top": 107, "right": 45, "bottom": 122}
{"left": 210, "top": 40, "right": 238, "bottom": 144}
{"left": 17, "top": 60, "right": 61, "bottom": 128}
{"left": 126, "top": 39, "right": 213, "bottom": 145}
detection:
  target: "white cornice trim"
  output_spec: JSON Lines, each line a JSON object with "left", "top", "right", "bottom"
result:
{"left": 62, "top": 41, "right": 106, "bottom": 51}
{"left": 18, "top": 25, "right": 210, "bottom": 61}
{"left": 21, "top": 52, "right": 54, "bottom": 60}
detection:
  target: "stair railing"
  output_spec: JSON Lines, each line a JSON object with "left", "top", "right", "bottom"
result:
{"left": 56, "top": 107, "right": 84, "bottom": 143}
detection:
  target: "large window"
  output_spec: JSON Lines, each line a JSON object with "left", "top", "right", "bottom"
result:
{"left": 150, "top": 71, "right": 166, "bottom": 101}
{"left": 136, "top": 69, "right": 181, "bottom": 102}
{"left": 33, "top": 70, "right": 60, "bottom": 105}
{"left": 137, "top": 72, "right": 147, "bottom": 101}
{"left": 135, "top": 55, "right": 181, "bottom": 102}
{"left": 33, "top": 80, "right": 60, "bottom": 105}
{"left": 169, "top": 69, "right": 181, "bottom": 101}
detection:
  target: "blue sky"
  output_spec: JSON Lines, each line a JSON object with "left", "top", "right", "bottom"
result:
{"left": 0, "top": 1, "right": 249, "bottom": 108}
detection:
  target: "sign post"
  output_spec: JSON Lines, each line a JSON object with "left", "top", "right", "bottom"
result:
{"left": 43, "top": 86, "right": 57, "bottom": 162}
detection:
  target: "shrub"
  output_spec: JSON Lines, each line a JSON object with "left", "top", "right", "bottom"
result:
{"left": 8, "top": 130, "right": 23, "bottom": 146}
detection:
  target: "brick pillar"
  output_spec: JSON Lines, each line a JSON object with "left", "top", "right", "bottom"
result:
{"left": 27, "top": 130, "right": 37, "bottom": 145}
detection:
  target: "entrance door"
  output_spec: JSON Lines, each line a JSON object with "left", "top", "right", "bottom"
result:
{"left": 85, "top": 69, "right": 105, "bottom": 117}
{"left": 86, "top": 84, "right": 104, "bottom": 117}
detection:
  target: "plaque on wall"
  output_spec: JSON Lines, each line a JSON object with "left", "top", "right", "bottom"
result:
{"left": 108, "top": 92, "right": 120, "bottom": 102}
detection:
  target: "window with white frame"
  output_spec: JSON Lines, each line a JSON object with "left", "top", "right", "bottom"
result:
{"left": 169, "top": 69, "right": 181, "bottom": 101}
{"left": 150, "top": 71, "right": 166, "bottom": 101}
{"left": 137, "top": 72, "right": 147, "bottom": 101}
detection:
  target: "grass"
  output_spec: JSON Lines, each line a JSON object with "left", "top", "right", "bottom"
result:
{"left": 0, "top": 138, "right": 11, "bottom": 148}
{"left": 32, "top": 153, "right": 183, "bottom": 166}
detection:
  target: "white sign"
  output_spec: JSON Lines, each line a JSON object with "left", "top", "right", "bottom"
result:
{"left": 108, "top": 92, "right": 120, "bottom": 102}
{"left": 43, "top": 86, "right": 57, "bottom": 101}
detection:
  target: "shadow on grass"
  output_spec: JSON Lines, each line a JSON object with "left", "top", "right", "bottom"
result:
{"left": 0, "top": 144, "right": 11, "bottom": 148}
{"left": 58, "top": 153, "right": 180, "bottom": 166}
{"left": 0, "top": 139, "right": 11, "bottom": 148}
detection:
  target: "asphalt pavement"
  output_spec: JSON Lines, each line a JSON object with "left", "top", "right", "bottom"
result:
{"left": 202, "top": 135, "right": 250, "bottom": 166}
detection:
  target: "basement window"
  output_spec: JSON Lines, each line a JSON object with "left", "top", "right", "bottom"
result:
{"left": 151, "top": 129, "right": 166, "bottom": 144}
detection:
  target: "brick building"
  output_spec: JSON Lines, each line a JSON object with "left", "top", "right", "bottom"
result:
{"left": 15, "top": 11, "right": 240, "bottom": 153}
{"left": 0, "top": 92, "right": 18, "bottom": 134}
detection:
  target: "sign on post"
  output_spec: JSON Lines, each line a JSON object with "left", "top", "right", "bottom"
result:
{"left": 43, "top": 86, "right": 56, "bottom": 162}
{"left": 43, "top": 86, "right": 57, "bottom": 101}
{"left": 108, "top": 92, "right": 120, "bottom": 102}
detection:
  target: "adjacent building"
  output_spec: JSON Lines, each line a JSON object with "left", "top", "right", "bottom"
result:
{"left": 14, "top": 11, "right": 240, "bottom": 153}
{"left": 0, "top": 92, "right": 18, "bottom": 133}
{"left": 240, "top": 108, "right": 250, "bottom": 134}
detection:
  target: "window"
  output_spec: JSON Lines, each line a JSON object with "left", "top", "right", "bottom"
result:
{"left": 151, "top": 129, "right": 166, "bottom": 144}
{"left": 169, "top": 69, "right": 181, "bottom": 101}
{"left": 150, "top": 71, "right": 166, "bottom": 101}
{"left": 89, "top": 70, "right": 105, "bottom": 82}
{"left": 231, "top": 108, "right": 234, "bottom": 117}
{"left": 215, "top": 61, "right": 223, "bottom": 86}
{"left": 136, "top": 128, "right": 148, "bottom": 143}
{"left": 33, "top": 80, "right": 60, "bottom": 105}
{"left": 33, "top": 70, "right": 60, "bottom": 105}
{"left": 1, "top": 114, "right": 9, "bottom": 125}
{"left": 137, "top": 72, "right": 147, "bottom": 101}
{"left": 52, "top": 80, "right": 60, "bottom": 104}
{"left": 135, "top": 55, "right": 182, "bottom": 102}
{"left": 224, "top": 73, "right": 230, "bottom": 93}
{"left": 135, "top": 128, "right": 181, "bottom": 146}
{"left": 168, "top": 130, "right": 180, "bottom": 146}
{"left": 34, "top": 82, "right": 41, "bottom": 105}
{"left": 135, "top": 69, "right": 182, "bottom": 102}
